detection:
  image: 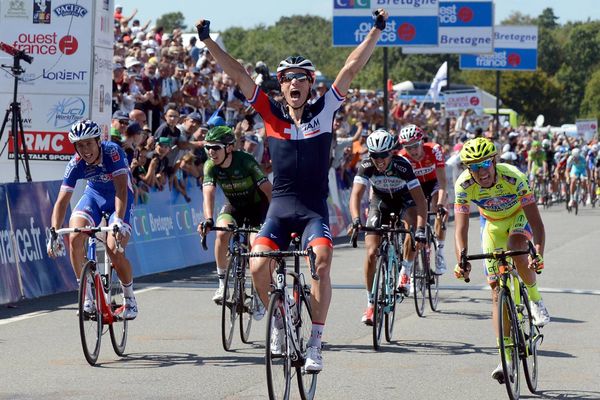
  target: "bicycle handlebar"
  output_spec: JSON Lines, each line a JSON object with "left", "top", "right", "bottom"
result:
{"left": 460, "top": 242, "right": 538, "bottom": 283}
{"left": 350, "top": 224, "right": 415, "bottom": 250}
{"left": 199, "top": 223, "right": 260, "bottom": 251}
{"left": 241, "top": 246, "right": 320, "bottom": 281}
{"left": 53, "top": 226, "right": 123, "bottom": 252}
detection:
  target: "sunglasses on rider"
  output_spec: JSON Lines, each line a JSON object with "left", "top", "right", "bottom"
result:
{"left": 468, "top": 158, "right": 493, "bottom": 172}
{"left": 370, "top": 151, "right": 390, "bottom": 160}
{"left": 404, "top": 140, "right": 422, "bottom": 149}
{"left": 280, "top": 72, "right": 310, "bottom": 83}
{"left": 205, "top": 144, "right": 226, "bottom": 151}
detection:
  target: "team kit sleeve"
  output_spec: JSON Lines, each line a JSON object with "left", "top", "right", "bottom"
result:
{"left": 453, "top": 171, "right": 472, "bottom": 214}
{"left": 515, "top": 170, "right": 536, "bottom": 207}
{"left": 107, "top": 145, "right": 130, "bottom": 177}
{"left": 246, "top": 154, "right": 268, "bottom": 186}
{"left": 60, "top": 158, "right": 80, "bottom": 192}
{"left": 203, "top": 160, "right": 217, "bottom": 186}
{"left": 353, "top": 161, "right": 370, "bottom": 186}
{"left": 400, "top": 158, "right": 421, "bottom": 190}
{"left": 431, "top": 143, "right": 446, "bottom": 168}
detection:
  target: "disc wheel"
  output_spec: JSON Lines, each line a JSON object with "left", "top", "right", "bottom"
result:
{"left": 78, "top": 261, "right": 102, "bottom": 366}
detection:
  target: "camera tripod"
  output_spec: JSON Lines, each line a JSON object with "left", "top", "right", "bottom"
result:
{"left": 0, "top": 51, "right": 32, "bottom": 182}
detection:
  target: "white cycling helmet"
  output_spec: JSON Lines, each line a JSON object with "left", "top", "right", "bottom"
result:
{"left": 276, "top": 56, "right": 316, "bottom": 79}
{"left": 68, "top": 119, "right": 101, "bottom": 143}
{"left": 571, "top": 148, "right": 581, "bottom": 157}
{"left": 542, "top": 139, "right": 551, "bottom": 149}
{"left": 366, "top": 129, "right": 395, "bottom": 153}
{"left": 398, "top": 124, "right": 424, "bottom": 145}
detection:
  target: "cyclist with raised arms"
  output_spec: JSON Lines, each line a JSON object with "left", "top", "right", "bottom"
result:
{"left": 398, "top": 124, "right": 448, "bottom": 274}
{"left": 195, "top": 8, "right": 389, "bottom": 372}
{"left": 349, "top": 129, "right": 427, "bottom": 325}
{"left": 453, "top": 137, "right": 550, "bottom": 384}
{"left": 198, "top": 125, "right": 272, "bottom": 315}
{"left": 47, "top": 120, "right": 138, "bottom": 320}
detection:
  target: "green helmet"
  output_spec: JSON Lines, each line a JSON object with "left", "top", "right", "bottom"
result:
{"left": 205, "top": 126, "right": 235, "bottom": 144}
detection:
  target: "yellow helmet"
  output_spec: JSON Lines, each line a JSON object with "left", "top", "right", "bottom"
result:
{"left": 460, "top": 137, "right": 497, "bottom": 164}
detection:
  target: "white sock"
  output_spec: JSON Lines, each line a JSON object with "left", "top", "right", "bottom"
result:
{"left": 307, "top": 322, "right": 324, "bottom": 348}
{"left": 122, "top": 281, "right": 134, "bottom": 298}
{"left": 217, "top": 267, "right": 226, "bottom": 288}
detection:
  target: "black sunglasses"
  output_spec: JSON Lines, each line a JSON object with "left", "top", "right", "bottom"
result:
{"left": 205, "top": 144, "right": 226, "bottom": 151}
{"left": 280, "top": 72, "right": 310, "bottom": 83}
{"left": 370, "top": 151, "right": 390, "bottom": 159}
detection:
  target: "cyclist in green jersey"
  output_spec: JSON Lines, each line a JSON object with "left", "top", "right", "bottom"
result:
{"left": 198, "top": 126, "right": 272, "bottom": 313}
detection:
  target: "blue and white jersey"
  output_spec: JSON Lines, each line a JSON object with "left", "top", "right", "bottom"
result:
{"left": 61, "top": 141, "right": 133, "bottom": 196}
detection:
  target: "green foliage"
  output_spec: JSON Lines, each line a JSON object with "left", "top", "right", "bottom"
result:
{"left": 155, "top": 12, "right": 187, "bottom": 33}
{"left": 218, "top": 10, "right": 600, "bottom": 125}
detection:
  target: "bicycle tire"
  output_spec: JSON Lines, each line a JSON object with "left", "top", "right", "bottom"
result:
{"left": 519, "top": 286, "right": 539, "bottom": 393}
{"left": 384, "top": 257, "right": 398, "bottom": 343}
{"left": 78, "top": 261, "right": 102, "bottom": 366}
{"left": 239, "top": 265, "right": 254, "bottom": 344}
{"left": 412, "top": 248, "right": 426, "bottom": 317}
{"left": 221, "top": 255, "right": 239, "bottom": 351}
{"left": 108, "top": 265, "right": 128, "bottom": 356}
{"left": 372, "top": 255, "right": 386, "bottom": 350}
{"left": 427, "top": 244, "right": 440, "bottom": 312}
{"left": 266, "top": 291, "right": 291, "bottom": 400}
{"left": 498, "top": 288, "right": 521, "bottom": 400}
{"left": 296, "top": 285, "right": 317, "bottom": 400}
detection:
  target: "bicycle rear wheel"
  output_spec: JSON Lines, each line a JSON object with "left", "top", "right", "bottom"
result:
{"left": 221, "top": 256, "right": 239, "bottom": 351}
{"left": 239, "top": 260, "right": 253, "bottom": 343}
{"left": 108, "top": 265, "right": 128, "bottom": 356}
{"left": 384, "top": 258, "right": 398, "bottom": 343}
{"left": 266, "top": 291, "right": 291, "bottom": 400}
{"left": 78, "top": 261, "right": 102, "bottom": 366}
{"left": 427, "top": 241, "right": 440, "bottom": 311}
{"left": 498, "top": 289, "right": 521, "bottom": 400}
{"left": 412, "top": 249, "right": 426, "bottom": 317}
{"left": 296, "top": 286, "right": 317, "bottom": 400}
{"left": 372, "top": 256, "right": 386, "bottom": 350}
{"left": 519, "top": 286, "right": 539, "bottom": 393}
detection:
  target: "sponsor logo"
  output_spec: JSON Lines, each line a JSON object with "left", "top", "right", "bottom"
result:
{"left": 47, "top": 97, "right": 86, "bottom": 128}
{"left": 10, "top": 33, "right": 78, "bottom": 55}
{"left": 334, "top": 0, "right": 369, "bottom": 9}
{"left": 93, "top": 53, "right": 112, "bottom": 75}
{"left": 5, "top": 95, "right": 33, "bottom": 128}
{"left": 473, "top": 51, "right": 526, "bottom": 69}
{"left": 457, "top": 6, "right": 473, "bottom": 23}
{"left": 42, "top": 68, "right": 87, "bottom": 81}
{"left": 353, "top": 20, "right": 398, "bottom": 43}
{"left": 397, "top": 22, "right": 416, "bottom": 41}
{"left": 8, "top": 131, "right": 75, "bottom": 160}
{"left": 507, "top": 53, "right": 521, "bottom": 67}
{"left": 474, "top": 195, "right": 518, "bottom": 211}
{"left": 33, "top": 0, "right": 51, "bottom": 24}
{"left": 4, "top": 0, "right": 28, "bottom": 18}
{"left": 470, "top": 96, "right": 480, "bottom": 106}
{"left": 53, "top": 3, "right": 87, "bottom": 17}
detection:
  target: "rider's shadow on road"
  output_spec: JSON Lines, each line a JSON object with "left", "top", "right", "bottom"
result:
{"left": 93, "top": 351, "right": 264, "bottom": 369}
{"left": 325, "top": 340, "right": 497, "bottom": 357}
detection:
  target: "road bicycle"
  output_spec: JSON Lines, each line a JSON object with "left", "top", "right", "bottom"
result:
{"left": 351, "top": 214, "right": 415, "bottom": 350}
{"left": 53, "top": 225, "right": 128, "bottom": 366}
{"left": 200, "top": 223, "right": 260, "bottom": 351}
{"left": 567, "top": 176, "right": 584, "bottom": 215}
{"left": 412, "top": 206, "right": 445, "bottom": 317}
{"left": 243, "top": 233, "right": 319, "bottom": 400}
{"left": 460, "top": 242, "right": 544, "bottom": 400}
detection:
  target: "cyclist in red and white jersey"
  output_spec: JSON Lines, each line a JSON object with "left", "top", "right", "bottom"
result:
{"left": 195, "top": 9, "right": 389, "bottom": 372}
{"left": 398, "top": 124, "right": 448, "bottom": 274}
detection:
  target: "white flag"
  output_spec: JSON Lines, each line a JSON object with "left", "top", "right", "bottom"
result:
{"left": 427, "top": 61, "right": 447, "bottom": 103}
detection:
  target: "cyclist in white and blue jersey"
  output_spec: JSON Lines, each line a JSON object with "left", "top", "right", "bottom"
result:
{"left": 566, "top": 147, "right": 589, "bottom": 209}
{"left": 47, "top": 120, "right": 138, "bottom": 319}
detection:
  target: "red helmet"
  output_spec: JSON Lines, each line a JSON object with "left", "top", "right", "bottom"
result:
{"left": 398, "top": 124, "right": 424, "bottom": 145}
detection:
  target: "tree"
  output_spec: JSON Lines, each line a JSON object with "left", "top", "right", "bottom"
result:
{"left": 155, "top": 12, "right": 186, "bottom": 33}
{"left": 538, "top": 8, "right": 559, "bottom": 30}
{"left": 580, "top": 68, "right": 600, "bottom": 120}
{"left": 501, "top": 11, "right": 535, "bottom": 25}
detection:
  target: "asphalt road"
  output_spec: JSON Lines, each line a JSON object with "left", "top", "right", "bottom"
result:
{"left": 1, "top": 204, "right": 600, "bottom": 400}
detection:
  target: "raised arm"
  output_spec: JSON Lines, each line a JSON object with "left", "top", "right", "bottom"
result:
{"left": 333, "top": 9, "right": 389, "bottom": 96}
{"left": 195, "top": 20, "right": 256, "bottom": 99}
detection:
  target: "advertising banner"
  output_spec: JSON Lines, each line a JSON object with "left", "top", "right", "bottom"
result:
{"left": 460, "top": 25, "right": 538, "bottom": 71}
{"left": 444, "top": 90, "right": 483, "bottom": 116}
{"left": 403, "top": 0, "right": 494, "bottom": 54}
{"left": 0, "top": 184, "right": 22, "bottom": 304}
{"left": 576, "top": 119, "right": 598, "bottom": 141}
{"left": 4, "top": 181, "right": 76, "bottom": 299}
{"left": 332, "top": 0, "right": 439, "bottom": 47}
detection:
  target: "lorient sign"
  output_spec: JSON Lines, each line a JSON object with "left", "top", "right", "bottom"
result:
{"left": 333, "top": 0, "right": 439, "bottom": 46}
{"left": 403, "top": 0, "right": 494, "bottom": 54}
{"left": 460, "top": 25, "right": 538, "bottom": 71}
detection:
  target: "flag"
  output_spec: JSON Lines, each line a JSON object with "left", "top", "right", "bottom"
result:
{"left": 426, "top": 61, "right": 447, "bottom": 103}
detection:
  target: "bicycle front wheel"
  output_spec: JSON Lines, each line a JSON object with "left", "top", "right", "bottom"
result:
{"left": 519, "top": 286, "right": 539, "bottom": 393}
{"left": 239, "top": 262, "right": 253, "bottom": 344}
{"left": 384, "top": 258, "right": 399, "bottom": 343}
{"left": 266, "top": 291, "right": 291, "bottom": 400}
{"left": 78, "top": 262, "right": 102, "bottom": 366}
{"left": 108, "top": 265, "right": 128, "bottom": 356}
{"left": 221, "top": 256, "right": 239, "bottom": 352}
{"left": 412, "top": 249, "right": 427, "bottom": 317}
{"left": 296, "top": 286, "right": 317, "bottom": 400}
{"left": 498, "top": 288, "right": 521, "bottom": 400}
{"left": 427, "top": 246, "right": 440, "bottom": 311}
{"left": 372, "top": 256, "right": 386, "bottom": 350}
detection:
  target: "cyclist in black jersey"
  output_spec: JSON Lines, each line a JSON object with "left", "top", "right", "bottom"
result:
{"left": 198, "top": 126, "right": 272, "bottom": 309}
{"left": 349, "top": 129, "right": 427, "bottom": 324}
{"left": 196, "top": 8, "right": 389, "bottom": 372}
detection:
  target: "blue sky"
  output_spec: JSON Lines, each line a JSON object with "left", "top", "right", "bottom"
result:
{"left": 118, "top": 0, "right": 600, "bottom": 32}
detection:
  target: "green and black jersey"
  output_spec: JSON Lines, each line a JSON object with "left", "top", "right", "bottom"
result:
{"left": 203, "top": 151, "right": 268, "bottom": 209}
